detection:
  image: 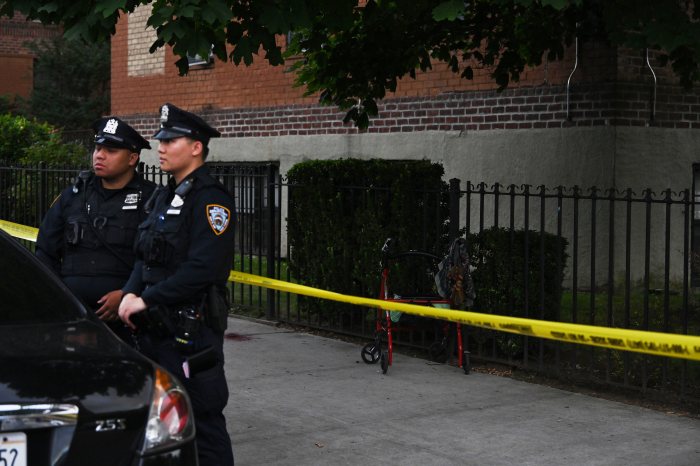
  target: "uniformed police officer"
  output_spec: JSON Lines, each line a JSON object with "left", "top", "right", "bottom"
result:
{"left": 36, "top": 117, "right": 156, "bottom": 343}
{"left": 118, "top": 103, "right": 235, "bottom": 466}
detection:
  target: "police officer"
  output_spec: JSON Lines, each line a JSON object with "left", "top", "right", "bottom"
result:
{"left": 36, "top": 117, "right": 155, "bottom": 343}
{"left": 118, "top": 103, "right": 235, "bottom": 466}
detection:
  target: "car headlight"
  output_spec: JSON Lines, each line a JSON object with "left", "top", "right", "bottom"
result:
{"left": 142, "top": 367, "right": 195, "bottom": 453}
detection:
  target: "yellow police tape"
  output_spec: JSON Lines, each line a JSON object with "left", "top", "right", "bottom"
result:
{"left": 0, "top": 219, "right": 40, "bottom": 242}
{"left": 2, "top": 218, "right": 699, "bottom": 362}
{"left": 229, "top": 271, "right": 700, "bottom": 362}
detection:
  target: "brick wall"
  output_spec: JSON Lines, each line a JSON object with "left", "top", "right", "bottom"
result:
{"left": 0, "top": 13, "right": 61, "bottom": 98}
{"left": 126, "top": 4, "right": 164, "bottom": 77}
{"left": 113, "top": 12, "right": 618, "bottom": 114}
{"left": 0, "top": 54, "right": 33, "bottom": 97}
{"left": 123, "top": 82, "right": 700, "bottom": 139}
{"left": 113, "top": 12, "right": 699, "bottom": 134}
{"left": 0, "top": 13, "right": 61, "bottom": 55}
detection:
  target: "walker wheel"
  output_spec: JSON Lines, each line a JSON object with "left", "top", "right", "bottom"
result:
{"left": 380, "top": 351, "right": 389, "bottom": 374}
{"left": 361, "top": 343, "right": 380, "bottom": 364}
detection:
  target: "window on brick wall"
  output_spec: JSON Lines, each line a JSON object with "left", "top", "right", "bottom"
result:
{"left": 187, "top": 46, "right": 214, "bottom": 68}
{"left": 285, "top": 30, "right": 308, "bottom": 54}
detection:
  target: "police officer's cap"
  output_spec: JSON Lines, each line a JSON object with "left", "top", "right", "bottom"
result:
{"left": 93, "top": 117, "right": 151, "bottom": 154}
{"left": 153, "top": 103, "right": 221, "bottom": 145}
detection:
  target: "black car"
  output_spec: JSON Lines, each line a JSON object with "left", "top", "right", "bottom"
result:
{"left": 0, "top": 229, "right": 197, "bottom": 465}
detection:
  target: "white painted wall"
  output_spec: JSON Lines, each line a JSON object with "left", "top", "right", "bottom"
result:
{"left": 140, "top": 126, "right": 699, "bottom": 286}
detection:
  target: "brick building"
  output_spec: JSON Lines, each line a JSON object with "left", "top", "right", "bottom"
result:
{"left": 0, "top": 13, "right": 61, "bottom": 99}
{"left": 110, "top": 6, "right": 700, "bottom": 285}
{"left": 113, "top": 6, "right": 698, "bottom": 193}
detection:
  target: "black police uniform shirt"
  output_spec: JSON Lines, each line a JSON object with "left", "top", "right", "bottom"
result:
{"left": 36, "top": 172, "right": 157, "bottom": 307}
{"left": 123, "top": 165, "right": 235, "bottom": 308}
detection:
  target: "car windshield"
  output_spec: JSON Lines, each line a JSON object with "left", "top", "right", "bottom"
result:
{"left": 0, "top": 232, "right": 83, "bottom": 324}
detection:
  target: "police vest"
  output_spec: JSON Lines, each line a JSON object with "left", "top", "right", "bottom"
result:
{"left": 61, "top": 173, "right": 150, "bottom": 278}
{"left": 135, "top": 177, "right": 194, "bottom": 285}
{"left": 135, "top": 176, "right": 229, "bottom": 287}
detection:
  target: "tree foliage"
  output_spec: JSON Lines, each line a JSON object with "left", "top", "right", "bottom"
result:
{"left": 25, "top": 37, "right": 110, "bottom": 130}
{"left": 2, "top": 0, "right": 698, "bottom": 128}
{"left": 0, "top": 114, "right": 88, "bottom": 165}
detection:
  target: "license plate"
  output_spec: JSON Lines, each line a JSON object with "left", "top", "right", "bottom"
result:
{"left": 0, "top": 432, "right": 27, "bottom": 466}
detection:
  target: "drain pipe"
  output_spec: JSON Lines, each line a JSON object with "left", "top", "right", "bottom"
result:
{"left": 645, "top": 48, "right": 657, "bottom": 123}
{"left": 566, "top": 36, "right": 579, "bottom": 121}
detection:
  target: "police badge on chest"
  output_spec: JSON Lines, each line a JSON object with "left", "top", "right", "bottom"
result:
{"left": 122, "top": 193, "right": 140, "bottom": 210}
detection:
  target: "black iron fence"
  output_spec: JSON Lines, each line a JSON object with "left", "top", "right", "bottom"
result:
{"left": 1, "top": 161, "right": 698, "bottom": 405}
{"left": 0, "top": 160, "right": 281, "bottom": 310}
{"left": 453, "top": 181, "right": 698, "bottom": 403}
{"left": 266, "top": 179, "right": 699, "bottom": 405}
{"left": 0, "top": 162, "right": 84, "bottom": 236}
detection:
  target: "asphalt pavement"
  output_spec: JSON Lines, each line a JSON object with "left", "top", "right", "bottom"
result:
{"left": 222, "top": 316, "right": 700, "bottom": 466}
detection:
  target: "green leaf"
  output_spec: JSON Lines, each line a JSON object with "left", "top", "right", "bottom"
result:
{"left": 178, "top": 5, "right": 198, "bottom": 18}
{"left": 201, "top": 7, "right": 217, "bottom": 23}
{"left": 175, "top": 56, "right": 189, "bottom": 75}
{"left": 149, "top": 38, "right": 165, "bottom": 54}
{"left": 318, "top": 0, "right": 355, "bottom": 30}
{"left": 37, "top": 2, "right": 59, "bottom": 14}
{"left": 95, "top": 0, "right": 126, "bottom": 18}
{"left": 259, "top": 6, "right": 288, "bottom": 33}
{"left": 148, "top": 5, "right": 173, "bottom": 25}
{"left": 231, "top": 37, "right": 253, "bottom": 65}
{"left": 204, "top": 0, "right": 231, "bottom": 22}
{"left": 540, "top": 0, "right": 581, "bottom": 8}
{"left": 62, "top": 22, "right": 87, "bottom": 41}
{"left": 432, "top": 0, "right": 465, "bottom": 21}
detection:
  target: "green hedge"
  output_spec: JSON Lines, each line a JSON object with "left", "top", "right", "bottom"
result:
{"left": 0, "top": 114, "right": 88, "bottom": 227}
{"left": 467, "top": 226, "right": 569, "bottom": 356}
{"left": 286, "top": 160, "right": 569, "bottom": 342}
{"left": 287, "top": 158, "right": 449, "bottom": 318}
{"left": 468, "top": 226, "right": 568, "bottom": 319}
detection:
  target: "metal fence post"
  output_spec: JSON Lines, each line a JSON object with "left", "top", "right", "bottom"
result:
{"left": 449, "top": 178, "right": 461, "bottom": 240}
{"left": 37, "top": 161, "right": 47, "bottom": 224}
{"left": 266, "top": 164, "right": 276, "bottom": 320}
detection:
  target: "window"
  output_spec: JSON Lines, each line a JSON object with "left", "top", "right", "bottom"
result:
{"left": 187, "top": 46, "right": 214, "bottom": 68}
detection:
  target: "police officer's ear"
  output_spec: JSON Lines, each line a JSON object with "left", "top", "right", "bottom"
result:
{"left": 128, "top": 152, "right": 140, "bottom": 168}
{"left": 189, "top": 139, "right": 204, "bottom": 159}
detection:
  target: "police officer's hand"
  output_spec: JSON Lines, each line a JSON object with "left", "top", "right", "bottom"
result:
{"left": 95, "top": 289, "right": 124, "bottom": 321}
{"left": 118, "top": 293, "right": 147, "bottom": 330}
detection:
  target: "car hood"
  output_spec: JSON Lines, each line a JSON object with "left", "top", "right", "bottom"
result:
{"left": 0, "top": 319, "right": 153, "bottom": 414}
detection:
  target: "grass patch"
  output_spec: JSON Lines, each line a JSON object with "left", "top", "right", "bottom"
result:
{"left": 559, "top": 285, "right": 700, "bottom": 335}
{"left": 229, "top": 254, "right": 298, "bottom": 319}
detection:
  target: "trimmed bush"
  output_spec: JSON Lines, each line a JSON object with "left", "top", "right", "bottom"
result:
{"left": 467, "top": 226, "right": 569, "bottom": 356}
{"left": 19, "top": 138, "right": 88, "bottom": 166}
{"left": 468, "top": 227, "right": 568, "bottom": 319}
{"left": 0, "top": 114, "right": 88, "bottom": 166}
{"left": 287, "top": 158, "right": 449, "bottom": 324}
{"left": 0, "top": 114, "right": 54, "bottom": 162}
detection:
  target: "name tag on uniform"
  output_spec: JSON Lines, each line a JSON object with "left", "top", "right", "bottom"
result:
{"left": 122, "top": 205, "right": 137, "bottom": 210}
{"left": 167, "top": 194, "right": 184, "bottom": 215}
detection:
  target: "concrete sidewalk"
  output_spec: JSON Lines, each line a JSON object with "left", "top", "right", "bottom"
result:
{"left": 222, "top": 317, "right": 700, "bottom": 466}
